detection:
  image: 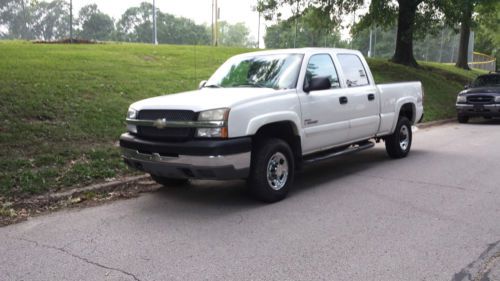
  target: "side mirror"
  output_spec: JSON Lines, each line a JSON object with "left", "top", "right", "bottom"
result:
{"left": 304, "top": 76, "right": 331, "bottom": 93}
{"left": 199, "top": 80, "right": 207, "bottom": 89}
{"left": 464, "top": 84, "right": 470, "bottom": 89}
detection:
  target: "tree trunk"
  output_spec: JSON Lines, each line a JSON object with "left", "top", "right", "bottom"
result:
{"left": 391, "top": 0, "right": 419, "bottom": 67}
{"left": 455, "top": 4, "right": 472, "bottom": 70}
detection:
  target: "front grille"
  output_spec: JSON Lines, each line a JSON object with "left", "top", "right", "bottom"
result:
{"left": 467, "top": 95, "right": 494, "bottom": 104}
{"left": 136, "top": 110, "right": 196, "bottom": 141}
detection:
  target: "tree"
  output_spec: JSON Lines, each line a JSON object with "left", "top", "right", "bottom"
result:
{"left": 474, "top": 2, "right": 499, "bottom": 70}
{"left": 258, "top": 1, "right": 351, "bottom": 49}
{"left": 218, "top": 21, "right": 251, "bottom": 47}
{"left": 264, "top": 8, "right": 347, "bottom": 49}
{"left": 258, "top": 0, "right": 444, "bottom": 67}
{"left": 356, "top": 0, "right": 442, "bottom": 67}
{"left": 31, "top": 0, "right": 69, "bottom": 40}
{"left": 442, "top": 0, "right": 497, "bottom": 70}
{"left": 0, "top": 0, "right": 68, "bottom": 40}
{"left": 77, "top": 4, "right": 114, "bottom": 41}
{"left": 351, "top": 26, "right": 397, "bottom": 58}
{"left": 0, "top": 0, "right": 36, "bottom": 39}
{"left": 116, "top": 2, "right": 210, "bottom": 45}
{"left": 116, "top": 2, "right": 153, "bottom": 42}
{"left": 156, "top": 13, "right": 210, "bottom": 45}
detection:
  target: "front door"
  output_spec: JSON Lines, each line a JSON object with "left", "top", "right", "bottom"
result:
{"left": 299, "top": 53, "right": 351, "bottom": 154}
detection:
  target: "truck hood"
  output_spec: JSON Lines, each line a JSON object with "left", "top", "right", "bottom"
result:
{"left": 459, "top": 87, "right": 500, "bottom": 95}
{"left": 130, "top": 88, "right": 294, "bottom": 112}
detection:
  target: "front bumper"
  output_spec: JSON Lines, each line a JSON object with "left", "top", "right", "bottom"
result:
{"left": 120, "top": 133, "right": 251, "bottom": 180}
{"left": 456, "top": 104, "right": 500, "bottom": 117}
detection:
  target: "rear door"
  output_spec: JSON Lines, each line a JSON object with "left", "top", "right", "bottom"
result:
{"left": 336, "top": 53, "right": 380, "bottom": 140}
{"left": 298, "top": 53, "right": 351, "bottom": 154}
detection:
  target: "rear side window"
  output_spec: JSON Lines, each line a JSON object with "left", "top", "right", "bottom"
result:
{"left": 337, "top": 54, "right": 369, "bottom": 87}
{"left": 305, "top": 54, "right": 341, "bottom": 89}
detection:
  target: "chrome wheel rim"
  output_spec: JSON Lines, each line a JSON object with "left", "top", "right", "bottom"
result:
{"left": 399, "top": 125, "right": 410, "bottom": 151}
{"left": 267, "top": 152, "right": 289, "bottom": 191}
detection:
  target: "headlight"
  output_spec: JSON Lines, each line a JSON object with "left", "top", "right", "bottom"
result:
{"left": 127, "top": 108, "right": 137, "bottom": 119}
{"left": 126, "top": 108, "right": 138, "bottom": 133}
{"left": 196, "top": 108, "right": 229, "bottom": 138}
{"left": 457, "top": 96, "right": 467, "bottom": 103}
{"left": 198, "top": 108, "right": 229, "bottom": 121}
{"left": 196, "top": 127, "right": 228, "bottom": 138}
{"left": 495, "top": 96, "right": 500, "bottom": 103}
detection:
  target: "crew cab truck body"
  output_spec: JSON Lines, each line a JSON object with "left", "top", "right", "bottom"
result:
{"left": 120, "top": 48, "right": 424, "bottom": 202}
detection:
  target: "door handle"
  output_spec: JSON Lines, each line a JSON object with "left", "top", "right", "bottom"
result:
{"left": 339, "top": 96, "right": 348, "bottom": 104}
{"left": 368, "top": 93, "right": 375, "bottom": 101}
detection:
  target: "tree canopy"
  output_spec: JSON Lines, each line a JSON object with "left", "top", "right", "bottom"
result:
{"left": 77, "top": 4, "right": 114, "bottom": 41}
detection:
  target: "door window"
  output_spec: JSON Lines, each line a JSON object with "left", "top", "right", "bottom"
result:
{"left": 304, "top": 54, "right": 341, "bottom": 90}
{"left": 337, "top": 54, "right": 369, "bottom": 87}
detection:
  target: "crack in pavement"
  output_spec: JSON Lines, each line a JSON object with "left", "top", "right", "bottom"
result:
{"left": 12, "top": 236, "right": 141, "bottom": 281}
{"left": 451, "top": 240, "right": 500, "bottom": 281}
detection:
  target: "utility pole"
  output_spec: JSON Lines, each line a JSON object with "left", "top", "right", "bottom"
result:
{"left": 153, "top": 0, "right": 158, "bottom": 45}
{"left": 294, "top": 2, "right": 299, "bottom": 48}
{"left": 368, "top": 28, "right": 373, "bottom": 57}
{"left": 212, "top": 0, "right": 219, "bottom": 46}
{"left": 257, "top": 11, "right": 261, "bottom": 48}
{"left": 438, "top": 28, "right": 445, "bottom": 62}
{"left": 211, "top": 0, "right": 214, "bottom": 45}
{"left": 69, "top": 0, "right": 73, "bottom": 43}
{"left": 215, "top": 0, "right": 219, "bottom": 46}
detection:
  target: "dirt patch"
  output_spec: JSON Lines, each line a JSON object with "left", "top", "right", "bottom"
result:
{"left": 140, "top": 55, "right": 157, "bottom": 61}
{"left": 0, "top": 175, "right": 159, "bottom": 227}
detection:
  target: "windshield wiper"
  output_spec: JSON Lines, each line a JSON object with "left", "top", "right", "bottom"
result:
{"left": 204, "top": 84, "right": 222, "bottom": 88}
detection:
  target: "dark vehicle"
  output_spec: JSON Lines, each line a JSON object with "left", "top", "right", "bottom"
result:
{"left": 456, "top": 73, "right": 500, "bottom": 123}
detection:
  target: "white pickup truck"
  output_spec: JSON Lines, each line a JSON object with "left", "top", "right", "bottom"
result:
{"left": 120, "top": 48, "right": 424, "bottom": 202}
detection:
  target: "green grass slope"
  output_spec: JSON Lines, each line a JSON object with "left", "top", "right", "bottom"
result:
{"left": 0, "top": 41, "right": 486, "bottom": 198}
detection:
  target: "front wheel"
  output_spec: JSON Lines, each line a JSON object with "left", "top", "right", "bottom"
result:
{"left": 248, "top": 138, "right": 295, "bottom": 203}
{"left": 385, "top": 117, "right": 412, "bottom": 159}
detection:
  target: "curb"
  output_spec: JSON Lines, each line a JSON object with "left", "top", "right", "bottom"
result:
{"left": 11, "top": 174, "right": 152, "bottom": 209}
{"left": 1, "top": 174, "right": 155, "bottom": 226}
{"left": 45, "top": 175, "right": 150, "bottom": 201}
{"left": 417, "top": 118, "right": 456, "bottom": 129}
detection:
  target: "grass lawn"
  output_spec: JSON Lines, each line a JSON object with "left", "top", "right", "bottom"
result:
{"left": 0, "top": 41, "right": 487, "bottom": 198}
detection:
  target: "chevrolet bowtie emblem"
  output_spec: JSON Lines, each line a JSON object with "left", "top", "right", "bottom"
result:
{"left": 153, "top": 118, "right": 168, "bottom": 129}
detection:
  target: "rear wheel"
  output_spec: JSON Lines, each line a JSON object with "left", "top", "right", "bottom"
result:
{"left": 385, "top": 117, "right": 412, "bottom": 159}
{"left": 248, "top": 138, "right": 294, "bottom": 203}
{"left": 150, "top": 175, "right": 189, "bottom": 187}
{"left": 458, "top": 115, "right": 469, "bottom": 123}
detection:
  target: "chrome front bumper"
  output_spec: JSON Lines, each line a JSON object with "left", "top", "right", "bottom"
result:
{"left": 121, "top": 148, "right": 251, "bottom": 180}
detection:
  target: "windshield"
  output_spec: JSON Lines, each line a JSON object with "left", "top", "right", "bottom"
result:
{"left": 471, "top": 75, "right": 500, "bottom": 88}
{"left": 205, "top": 54, "right": 304, "bottom": 90}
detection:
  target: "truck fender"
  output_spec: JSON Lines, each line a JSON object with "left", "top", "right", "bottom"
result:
{"left": 390, "top": 97, "right": 417, "bottom": 133}
{"left": 246, "top": 111, "right": 302, "bottom": 137}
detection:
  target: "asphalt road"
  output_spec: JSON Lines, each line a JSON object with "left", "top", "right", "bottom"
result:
{"left": 1, "top": 120, "right": 500, "bottom": 281}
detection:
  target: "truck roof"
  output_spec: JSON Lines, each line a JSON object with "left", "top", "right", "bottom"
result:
{"left": 234, "top": 47, "right": 362, "bottom": 58}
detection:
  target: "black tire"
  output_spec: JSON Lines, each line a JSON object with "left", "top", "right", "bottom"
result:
{"left": 150, "top": 175, "right": 189, "bottom": 187}
{"left": 385, "top": 117, "right": 412, "bottom": 159}
{"left": 248, "top": 138, "right": 295, "bottom": 203}
{"left": 457, "top": 115, "right": 469, "bottom": 123}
